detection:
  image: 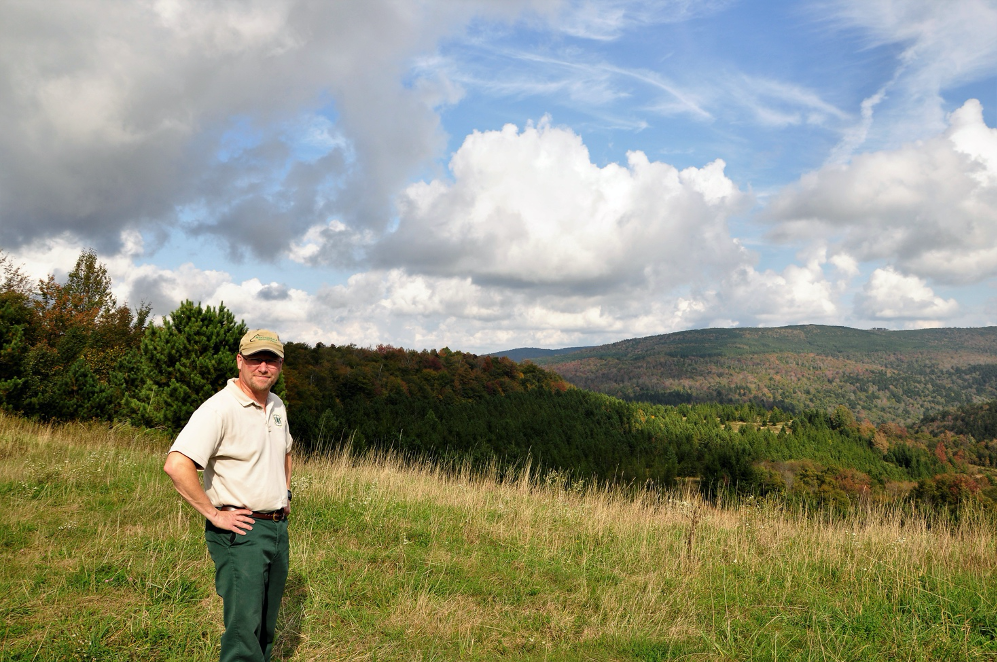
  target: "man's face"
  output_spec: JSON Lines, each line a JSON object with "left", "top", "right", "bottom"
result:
{"left": 236, "top": 351, "right": 283, "bottom": 395}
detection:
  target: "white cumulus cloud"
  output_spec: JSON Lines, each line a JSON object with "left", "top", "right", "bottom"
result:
{"left": 854, "top": 267, "right": 959, "bottom": 325}
{"left": 713, "top": 260, "right": 842, "bottom": 327}
{"left": 371, "top": 118, "right": 749, "bottom": 295}
{"left": 766, "top": 99, "right": 997, "bottom": 285}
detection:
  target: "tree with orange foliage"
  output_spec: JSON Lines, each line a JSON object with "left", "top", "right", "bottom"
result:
{"left": 7, "top": 249, "right": 149, "bottom": 421}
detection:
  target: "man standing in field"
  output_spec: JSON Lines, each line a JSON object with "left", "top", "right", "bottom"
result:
{"left": 164, "top": 329, "right": 293, "bottom": 662}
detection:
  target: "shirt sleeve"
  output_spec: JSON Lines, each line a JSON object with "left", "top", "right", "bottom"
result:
{"left": 168, "top": 404, "right": 223, "bottom": 469}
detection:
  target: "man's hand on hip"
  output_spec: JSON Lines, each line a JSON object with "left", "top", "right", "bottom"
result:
{"left": 209, "top": 508, "right": 254, "bottom": 534}
{"left": 165, "top": 452, "right": 256, "bottom": 533}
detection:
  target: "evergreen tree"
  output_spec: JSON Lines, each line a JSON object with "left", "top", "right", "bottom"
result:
{"left": 0, "top": 290, "right": 35, "bottom": 408}
{"left": 125, "top": 300, "right": 247, "bottom": 432}
{"left": 0, "top": 251, "right": 33, "bottom": 408}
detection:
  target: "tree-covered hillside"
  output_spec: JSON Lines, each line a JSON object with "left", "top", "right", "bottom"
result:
{"left": 279, "top": 340, "right": 997, "bottom": 512}
{"left": 531, "top": 325, "right": 997, "bottom": 424}
{"left": 282, "top": 342, "right": 997, "bottom": 510}
{"left": 917, "top": 400, "right": 997, "bottom": 467}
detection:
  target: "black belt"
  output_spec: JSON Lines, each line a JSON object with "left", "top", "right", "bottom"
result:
{"left": 218, "top": 505, "right": 288, "bottom": 521}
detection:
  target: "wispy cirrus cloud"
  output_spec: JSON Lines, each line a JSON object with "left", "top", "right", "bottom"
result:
{"left": 419, "top": 42, "right": 710, "bottom": 120}
{"left": 730, "top": 75, "right": 850, "bottom": 128}
{"left": 427, "top": 43, "right": 853, "bottom": 133}
{"left": 551, "top": 0, "right": 733, "bottom": 41}
{"left": 822, "top": 0, "right": 997, "bottom": 156}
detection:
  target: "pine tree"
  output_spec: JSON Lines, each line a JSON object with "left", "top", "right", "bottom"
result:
{"left": 0, "top": 290, "right": 35, "bottom": 408}
{"left": 125, "top": 300, "right": 247, "bottom": 433}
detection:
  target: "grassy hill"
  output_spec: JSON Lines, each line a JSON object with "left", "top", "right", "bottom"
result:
{"left": 3, "top": 414, "right": 997, "bottom": 660}
{"left": 530, "top": 325, "right": 997, "bottom": 424}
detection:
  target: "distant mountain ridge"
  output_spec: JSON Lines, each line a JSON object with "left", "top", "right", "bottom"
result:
{"left": 487, "top": 346, "right": 591, "bottom": 362}
{"left": 527, "top": 325, "right": 997, "bottom": 424}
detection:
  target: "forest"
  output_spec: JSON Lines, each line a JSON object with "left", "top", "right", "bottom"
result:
{"left": 1, "top": 248, "right": 996, "bottom": 513}
{"left": 528, "top": 325, "right": 997, "bottom": 424}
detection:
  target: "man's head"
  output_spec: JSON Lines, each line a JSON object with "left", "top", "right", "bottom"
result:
{"left": 237, "top": 329, "right": 284, "bottom": 396}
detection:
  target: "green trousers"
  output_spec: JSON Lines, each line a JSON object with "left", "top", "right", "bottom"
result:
{"left": 205, "top": 518, "right": 289, "bottom": 662}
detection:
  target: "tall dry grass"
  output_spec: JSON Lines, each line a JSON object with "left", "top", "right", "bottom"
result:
{"left": 291, "top": 444, "right": 997, "bottom": 658}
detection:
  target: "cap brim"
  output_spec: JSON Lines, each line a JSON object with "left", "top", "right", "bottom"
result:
{"left": 241, "top": 347, "right": 284, "bottom": 359}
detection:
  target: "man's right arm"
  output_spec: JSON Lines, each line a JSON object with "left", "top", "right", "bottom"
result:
{"left": 163, "top": 451, "right": 254, "bottom": 535}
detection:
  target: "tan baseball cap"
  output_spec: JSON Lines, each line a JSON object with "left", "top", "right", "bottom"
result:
{"left": 239, "top": 329, "right": 284, "bottom": 359}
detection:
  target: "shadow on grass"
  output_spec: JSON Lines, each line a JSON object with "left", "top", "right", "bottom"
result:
{"left": 273, "top": 571, "right": 308, "bottom": 661}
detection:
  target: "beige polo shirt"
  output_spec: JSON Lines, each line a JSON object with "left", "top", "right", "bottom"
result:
{"left": 170, "top": 378, "right": 293, "bottom": 512}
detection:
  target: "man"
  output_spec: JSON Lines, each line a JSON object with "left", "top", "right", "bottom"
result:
{"left": 163, "top": 329, "right": 293, "bottom": 662}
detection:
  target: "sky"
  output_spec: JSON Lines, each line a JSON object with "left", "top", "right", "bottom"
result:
{"left": 2, "top": 0, "right": 997, "bottom": 353}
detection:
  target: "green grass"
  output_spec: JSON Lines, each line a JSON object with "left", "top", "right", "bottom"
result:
{"left": 2, "top": 412, "right": 997, "bottom": 660}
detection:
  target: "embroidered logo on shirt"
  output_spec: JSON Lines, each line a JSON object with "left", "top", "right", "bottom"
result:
{"left": 273, "top": 414, "right": 283, "bottom": 426}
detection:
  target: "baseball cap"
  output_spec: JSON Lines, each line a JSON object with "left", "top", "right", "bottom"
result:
{"left": 239, "top": 329, "right": 284, "bottom": 359}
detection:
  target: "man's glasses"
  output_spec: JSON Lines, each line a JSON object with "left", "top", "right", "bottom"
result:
{"left": 241, "top": 354, "right": 283, "bottom": 368}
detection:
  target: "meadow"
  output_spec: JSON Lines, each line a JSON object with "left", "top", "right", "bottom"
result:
{"left": 2, "top": 412, "right": 996, "bottom": 661}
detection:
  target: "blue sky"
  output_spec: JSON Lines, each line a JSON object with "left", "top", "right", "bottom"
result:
{"left": 2, "top": 0, "right": 997, "bottom": 351}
